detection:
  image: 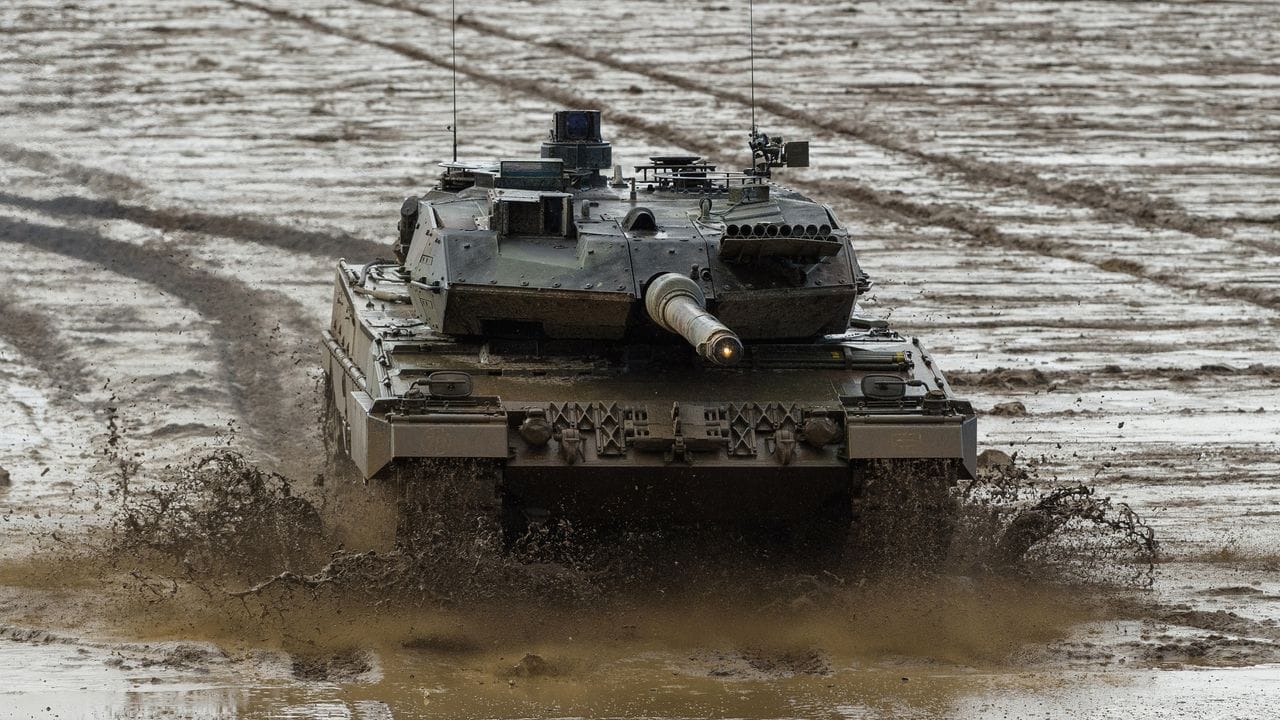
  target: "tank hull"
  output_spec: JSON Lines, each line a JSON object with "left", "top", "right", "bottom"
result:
{"left": 324, "top": 262, "right": 977, "bottom": 526}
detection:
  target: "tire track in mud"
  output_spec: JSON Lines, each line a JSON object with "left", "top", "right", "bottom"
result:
{"left": 813, "top": 177, "right": 1280, "bottom": 313}
{"left": 0, "top": 293, "right": 151, "bottom": 456}
{"left": 946, "top": 364, "right": 1280, "bottom": 392}
{"left": 0, "top": 143, "right": 150, "bottom": 200}
{"left": 0, "top": 191, "right": 383, "bottom": 260}
{"left": 357, "top": 0, "right": 1219, "bottom": 240}
{"left": 0, "top": 216, "right": 318, "bottom": 465}
{"left": 222, "top": 0, "right": 1280, "bottom": 315}
{"left": 0, "top": 292, "right": 88, "bottom": 404}
{"left": 0, "top": 146, "right": 382, "bottom": 260}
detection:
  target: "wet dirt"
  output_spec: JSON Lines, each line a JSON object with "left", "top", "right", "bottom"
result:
{"left": 0, "top": 444, "right": 1183, "bottom": 719}
{"left": 0, "top": 531, "right": 1125, "bottom": 719}
{"left": 2, "top": 0, "right": 1279, "bottom": 717}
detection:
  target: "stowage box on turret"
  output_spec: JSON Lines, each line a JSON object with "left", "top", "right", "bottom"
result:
{"left": 323, "top": 110, "right": 977, "bottom": 551}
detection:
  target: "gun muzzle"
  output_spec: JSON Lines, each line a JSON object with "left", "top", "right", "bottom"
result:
{"left": 644, "top": 273, "right": 743, "bottom": 366}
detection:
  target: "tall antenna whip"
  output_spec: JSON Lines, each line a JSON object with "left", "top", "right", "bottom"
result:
{"left": 450, "top": 0, "right": 458, "bottom": 162}
{"left": 749, "top": 0, "right": 756, "bottom": 133}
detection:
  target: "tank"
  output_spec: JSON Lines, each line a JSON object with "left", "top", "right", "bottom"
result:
{"left": 323, "top": 110, "right": 977, "bottom": 553}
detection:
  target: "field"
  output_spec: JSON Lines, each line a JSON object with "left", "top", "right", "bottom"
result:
{"left": 1, "top": 1, "right": 1278, "bottom": 718}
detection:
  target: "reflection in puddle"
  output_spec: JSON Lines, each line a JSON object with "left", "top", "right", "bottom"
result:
{"left": 8, "top": 631, "right": 1278, "bottom": 720}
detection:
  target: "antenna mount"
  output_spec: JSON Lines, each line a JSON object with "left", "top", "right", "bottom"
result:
{"left": 743, "top": 1, "right": 811, "bottom": 178}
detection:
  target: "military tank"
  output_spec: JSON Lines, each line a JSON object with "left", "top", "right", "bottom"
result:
{"left": 323, "top": 110, "right": 976, "bottom": 555}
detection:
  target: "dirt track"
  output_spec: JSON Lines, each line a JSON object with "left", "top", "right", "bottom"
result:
{"left": 1, "top": 1, "right": 1278, "bottom": 718}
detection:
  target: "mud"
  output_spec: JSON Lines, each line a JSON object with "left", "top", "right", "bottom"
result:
{"left": 0, "top": 215, "right": 319, "bottom": 469}
{"left": 0, "top": 190, "right": 383, "bottom": 259}
{"left": 2, "top": 0, "right": 1279, "bottom": 716}
{"left": 113, "top": 450, "right": 324, "bottom": 578}
{"left": 0, "top": 290, "right": 88, "bottom": 402}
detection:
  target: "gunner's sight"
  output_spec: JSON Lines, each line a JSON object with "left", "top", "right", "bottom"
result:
{"left": 542, "top": 109, "right": 611, "bottom": 178}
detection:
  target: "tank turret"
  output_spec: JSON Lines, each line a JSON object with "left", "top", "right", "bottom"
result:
{"left": 397, "top": 111, "right": 861, "bottom": 348}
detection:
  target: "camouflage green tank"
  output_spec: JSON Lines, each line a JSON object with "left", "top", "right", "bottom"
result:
{"left": 323, "top": 110, "right": 976, "bottom": 553}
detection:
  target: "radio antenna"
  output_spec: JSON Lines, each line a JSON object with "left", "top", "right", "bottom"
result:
{"left": 450, "top": 0, "right": 458, "bottom": 162}
{"left": 749, "top": 0, "right": 756, "bottom": 134}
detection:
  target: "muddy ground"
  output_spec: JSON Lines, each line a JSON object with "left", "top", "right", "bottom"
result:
{"left": 1, "top": 0, "right": 1278, "bottom": 718}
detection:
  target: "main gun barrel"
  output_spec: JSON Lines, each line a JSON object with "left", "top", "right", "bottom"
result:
{"left": 644, "top": 273, "right": 743, "bottom": 366}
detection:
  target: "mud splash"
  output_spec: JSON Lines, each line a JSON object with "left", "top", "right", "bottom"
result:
{"left": 0, "top": 438, "right": 1167, "bottom": 718}
{"left": 954, "top": 450, "right": 1159, "bottom": 587}
{"left": 88, "top": 437, "right": 1161, "bottom": 612}
{"left": 112, "top": 450, "right": 324, "bottom": 578}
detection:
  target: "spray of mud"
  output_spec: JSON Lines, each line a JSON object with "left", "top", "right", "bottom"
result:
{"left": 0, "top": 405, "right": 1159, "bottom": 685}
{"left": 954, "top": 450, "right": 1158, "bottom": 587}
{"left": 94, "top": 437, "right": 1158, "bottom": 608}
{"left": 111, "top": 450, "right": 324, "bottom": 579}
